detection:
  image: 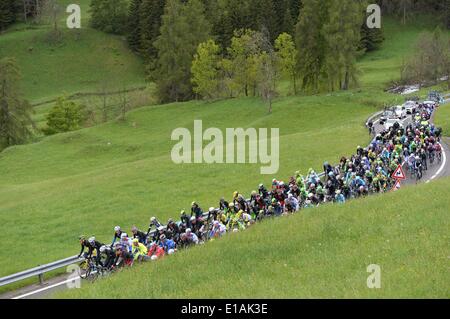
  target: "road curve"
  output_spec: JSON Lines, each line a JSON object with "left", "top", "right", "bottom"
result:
{"left": 1, "top": 102, "right": 449, "bottom": 300}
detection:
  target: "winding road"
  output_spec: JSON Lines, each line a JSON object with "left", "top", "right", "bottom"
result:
{"left": 1, "top": 99, "right": 449, "bottom": 300}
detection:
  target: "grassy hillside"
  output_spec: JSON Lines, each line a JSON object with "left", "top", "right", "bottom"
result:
{"left": 0, "top": 14, "right": 448, "bottom": 287}
{"left": 0, "top": 93, "right": 377, "bottom": 278}
{"left": 435, "top": 101, "right": 450, "bottom": 135}
{"left": 358, "top": 16, "right": 448, "bottom": 92}
{"left": 0, "top": 0, "right": 144, "bottom": 102}
{"left": 57, "top": 177, "right": 450, "bottom": 299}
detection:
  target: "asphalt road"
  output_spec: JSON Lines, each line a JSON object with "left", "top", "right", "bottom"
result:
{"left": 1, "top": 101, "right": 449, "bottom": 300}
{"left": 371, "top": 103, "right": 450, "bottom": 186}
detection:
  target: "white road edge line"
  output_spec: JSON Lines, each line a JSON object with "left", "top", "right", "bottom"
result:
{"left": 426, "top": 142, "right": 447, "bottom": 183}
{"left": 12, "top": 276, "right": 79, "bottom": 299}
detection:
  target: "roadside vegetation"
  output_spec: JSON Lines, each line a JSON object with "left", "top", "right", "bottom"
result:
{"left": 57, "top": 177, "right": 450, "bottom": 298}
{"left": 0, "top": 0, "right": 448, "bottom": 298}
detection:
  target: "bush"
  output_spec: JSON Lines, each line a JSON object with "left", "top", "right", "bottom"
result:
{"left": 43, "top": 97, "right": 87, "bottom": 135}
{"left": 89, "top": 0, "right": 128, "bottom": 35}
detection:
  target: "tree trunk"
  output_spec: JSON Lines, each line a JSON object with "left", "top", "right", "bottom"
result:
{"left": 293, "top": 74, "right": 297, "bottom": 95}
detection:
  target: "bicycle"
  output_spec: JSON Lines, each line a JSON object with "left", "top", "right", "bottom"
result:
{"left": 78, "top": 256, "right": 102, "bottom": 281}
{"left": 414, "top": 166, "right": 423, "bottom": 181}
{"left": 436, "top": 149, "right": 442, "bottom": 163}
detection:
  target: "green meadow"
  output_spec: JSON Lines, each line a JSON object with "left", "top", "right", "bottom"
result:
{"left": 57, "top": 176, "right": 450, "bottom": 298}
{"left": 0, "top": 8, "right": 448, "bottom": 299}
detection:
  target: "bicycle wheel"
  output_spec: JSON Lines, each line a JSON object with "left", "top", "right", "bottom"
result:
{"left": 78, "top": 261, "right": 89, "bottom": 279}
{"left": 86, "top": 265, "right": 99, "bottom": 282}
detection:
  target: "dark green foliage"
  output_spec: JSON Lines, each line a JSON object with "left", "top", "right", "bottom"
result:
{"left": 140, "top": 0, "right": 166, "bottom": 61}
{"left": 44, "top": 97, "right": 87, "bottom": 135}
{"left": 0, "top": 0, "right": 17, "bottom": 31}
{"left": 294, "top": 0, "right": 329, "bottom": 92}
{"left": 127, "top": 0, "right": 143, "bottom": 52}
{"left": 0, "top": 58, "right": 34, "bottom": 149}
{"left": 360, "top": 22, "right": 384, "bottom": 52}
{"left": 152, "top": 0, "right": 211, "bottom": 102}
{"left": 90, "top": 0, "right": 129, "bottom": 34}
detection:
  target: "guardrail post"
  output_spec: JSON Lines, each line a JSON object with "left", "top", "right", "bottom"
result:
{"left": 37, "top": 265, "right": 44, "bottom": 285}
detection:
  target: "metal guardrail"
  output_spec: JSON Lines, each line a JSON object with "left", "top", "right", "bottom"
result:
{"left": 1, "top": 97, "right": 444, "bottom": 289}
{"left": 0, "top": 255, "right": 82, "bottom": 287}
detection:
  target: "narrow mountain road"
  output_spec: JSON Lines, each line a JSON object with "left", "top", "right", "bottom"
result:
{"left": 1, "top": 101, "right": 449, "bottom": 300}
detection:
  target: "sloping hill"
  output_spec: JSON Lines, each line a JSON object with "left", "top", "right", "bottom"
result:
{"left": 0, "top": 94, "right": 377, "bottom": 278}
{"left": 57, "top": 177, "right": 450, "bottom": 298}
{"left": 0, "top": 0, "right": 145, "bottom": 102}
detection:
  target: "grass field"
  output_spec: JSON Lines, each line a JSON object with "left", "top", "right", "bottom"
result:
{"left": 0, "top": 93, "right": 376, "bottom": 279}
{"left": 0, "top": 12, "right": 449, "bottom": 297}
{"left": 0, "top": 0, "right": 144, "bottom": 102}
{"left": 57, "top": 177, "right": 450, "bottom": 299}
{"left": 435, "top": 100, "right": 450, "bottom": 135}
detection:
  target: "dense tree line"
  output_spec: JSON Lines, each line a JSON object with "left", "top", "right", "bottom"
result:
{"left": 123, "top": 0, "right": 387, "bottom": 102}
{"left": 0, "top": 0, "right": 19, "bottom": 31}
{"left": 401, "top": 27, "right": 450, "bottom": 89}
{"left": 0, "top": 58, "right": 35, "bottom": 150}
{"left": 377, "top": 0, "right": 450, "bottom": 27}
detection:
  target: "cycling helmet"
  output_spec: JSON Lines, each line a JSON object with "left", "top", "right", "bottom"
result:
{"left": 131, "top": 226, "right": 137, "bottom": 232}
{"left": 157, "top": 226, "right": 164, "bottom": 232}
{"left": 120, "top": 233, "right": 128, "bottom": 239}
{"left": 190, "top": 216, "right": 196, "bottom": 221}
{"left": 132, "top": 238, "right": 139, "bottom": 244}
{"left": 88, "top": 237, "right": 95, "bottom": 244}
{"left": 180, "top": 210, "right": 186, "bottom": 215}
{"left": 100, "top": 245, "right": 107, "bottom": 253}
{"left": 79, "top": 235, "right": 86, "bottom": 240}
{"left": 186, "top": 228, "right": 192, "bottom": 234}
{"left": 151, "top": 217, "right": 156, "bottom": 222}
{"left": 229, "top": 202, "right": 235, "bottom": 207}
{"left": 114, "top": 226, "right": 121, "bottom": 232}
{"left": 209, "top": 207, "right": 215, "bottom": 212}
{"left": 191, "top": 201, "right": 197, "bottom": 206}
{"left": 213, "top": 220, "right": 219, "bottom": 226}
{"left": 168, "top": 218, "right": 174, "bottom": 224}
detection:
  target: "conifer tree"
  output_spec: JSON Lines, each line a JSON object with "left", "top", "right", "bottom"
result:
{"left": 127, "top": 0, "right": 143, "bottom": 52}
{"left": 0, "top": 58, "right": 35, "bottom": 150}
{"left": 152, "top": 0, "right": 211, "bottom": 102}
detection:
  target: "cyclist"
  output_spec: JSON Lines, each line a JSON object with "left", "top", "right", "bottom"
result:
{"left": 435, "top": 143, "right": 442, "bottom": 162}
{"left": 414, "top": 155, "right": 423, "bottom": 180}
{"left": 114, "top": 245, "right": 133, "bottom": 268}
{"left": 180, "top": 210, "right": 190, "bottom": 225}
{"left": 334, "top": 190, "right": 345, "bottom": 204}
{"left": 159, "top": 234, "right": 176, "bottom": 254}
{"left": 77, "top": 235, "right": 90, "bottom": 259}
{"left": 132, "top": 238, "right": 148, "bottom": 261}
{"left": 87, "top": 236, "right": 104, "bottom": 266}
{"left": 166, "top": 218, "right": 181, "bottom": 243}
{"left": 146, "top": 217, "right": 162, "bottom": 238}
{"left": 147, "top": 242, "right": 165, "bottom": 260}
{"left": 191, "top": 202, "right": 203, "bottom": 218}
{"left": 120, "top": 233, "right": 133, "bottom": 254}
{"left": 185, "top": 228, "right": 199, "bottom": 245}
{"left": 111, "top": 226, "right": 122, "bottom": 246}
{"left": 208, "top": 221, "right": 227, "bottom": 239}
{"left": 99, "top": 245, "right": 115, "bottom": 270}
{"left": 131, "top": 226, "right": 147, "bottom": 245}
